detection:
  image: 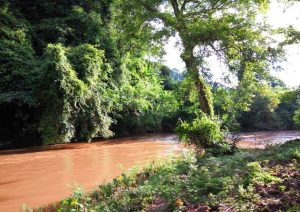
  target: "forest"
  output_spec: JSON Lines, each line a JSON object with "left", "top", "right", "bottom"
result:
{"left": 1, "top": 0, "right": 300, "bottom": 149}
{"left": 0, "top": 0, "right": 300, "bottom": 211}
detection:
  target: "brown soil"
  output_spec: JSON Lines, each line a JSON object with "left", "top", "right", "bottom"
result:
{"left": 254, "top": 161, "right": 300, "bottom": 211}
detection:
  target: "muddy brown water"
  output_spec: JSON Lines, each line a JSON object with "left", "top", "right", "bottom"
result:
{"left": 0, "top": 134, "right": 183, "bottom": 212}
{"left": 0, "top": 131, "right": 299, "bottom": 211}
{"left": 237, "top": 130, "right": 300, "bottom": 148}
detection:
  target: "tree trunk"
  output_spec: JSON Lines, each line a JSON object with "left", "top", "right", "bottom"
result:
{"left": 181, "top": 43, "right": 214, "bottom": 117}
{"left": 169, "top": 0, "right": 214, "bottom": 117}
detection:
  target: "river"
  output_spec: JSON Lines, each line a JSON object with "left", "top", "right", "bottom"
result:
{"left": 237, "top": 130, "right": 300, "bottom": 148}
{"left": 0, "top": 131, "right": 299, "bottom": 211}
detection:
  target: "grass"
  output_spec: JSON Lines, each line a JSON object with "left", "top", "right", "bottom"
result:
{"left": 34, "top": 140, "right": 300, "bottom": 212}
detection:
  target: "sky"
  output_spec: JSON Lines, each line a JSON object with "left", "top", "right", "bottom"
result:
{"left": 162, "top": 1, "right": 300, "bottom": 88}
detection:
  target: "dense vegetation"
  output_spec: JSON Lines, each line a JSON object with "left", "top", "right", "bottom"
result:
{"left": 0, "top": 0, "right": 180, "bottom": 147}
{"left": 1, "top": 0, "right": 299, "bottom": 149}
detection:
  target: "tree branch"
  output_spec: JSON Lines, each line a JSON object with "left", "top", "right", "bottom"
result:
{"left": 170, "top": 0, "right": 181, "bottom": 17}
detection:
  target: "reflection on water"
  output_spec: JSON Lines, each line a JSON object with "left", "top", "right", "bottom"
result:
{"left": 0, "top": 134, "right": 182, "bottom": 212}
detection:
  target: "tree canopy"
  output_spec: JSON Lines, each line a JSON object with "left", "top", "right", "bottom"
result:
{"left": 114, "top": 0, "right": 283, "bottom": 117}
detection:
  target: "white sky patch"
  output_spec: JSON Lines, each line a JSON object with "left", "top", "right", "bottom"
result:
{"left": 162, "top": 1, "right": 300, "bottom": 87}
{"left": 163, "top": 35, "right": 185, "bottom": 70}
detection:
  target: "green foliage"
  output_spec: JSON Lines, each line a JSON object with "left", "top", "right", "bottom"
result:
{"left": 34, "top": 6, "right": 107, "bottom": 53}
{"left": 239, "top": 84, "right": 282, "bottom": 130}
{"left": 68, "top": 44, "right": 113, "bottom": 141}
{"left": 288, "top": 148, "right": 300, "bottom": 160}
{"left": 39, "top": 44, "right": 86, "bottom": 144}
{"left": 39, "top": 44, "right": 113, "bottom": 144}
{"left": 244, "top": 162, "right": 282, "bottom": 186}
{"left": 277, "top": 88, "right": 300, "bottom": 129}
{"left": 112, "top": 55, "right": 177, "bottom": 135}
{"left": 0, "top": 4, "right": 39, "bottom": 147}
{"left": 114, "top": 0, "right": 284, "bottom": 117}
{"left": 0, "top": 4, "right": 37, "bottom": 105}
{"left": 293, "top": 109, "right": 300, "bottom": 128}
{"left": 213, "top": 77, "right": 299, "bottom": 132}
{"left": 176, "top": 115, "right": 223, "bottom": 149}
{"left": 1, "top": 0, "right": 298, "bottom": 148}
{"left": 213, "top": 86, "right": 241, "bottom": 132}
{"left": 176, "top": 114, "right": 235, "bottom": 155}
{"left": 0, "top": 1, "right": 117, "bottom": 147}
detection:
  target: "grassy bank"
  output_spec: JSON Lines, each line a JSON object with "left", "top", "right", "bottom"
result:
{"left": 39, "top": 140, "right": 300, "bottom": 212}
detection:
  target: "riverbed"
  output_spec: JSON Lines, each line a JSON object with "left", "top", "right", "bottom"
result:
{"left": 0, "top": 131, "right": 299, "bottom": 211}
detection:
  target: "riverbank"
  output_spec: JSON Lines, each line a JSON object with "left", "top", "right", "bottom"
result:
{"left": 47, "top": 139, "right": 300, "bottom": 212}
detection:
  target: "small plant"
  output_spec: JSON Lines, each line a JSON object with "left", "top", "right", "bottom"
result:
{"left": 278, "top": 185, "right": 286, "bottom": 191}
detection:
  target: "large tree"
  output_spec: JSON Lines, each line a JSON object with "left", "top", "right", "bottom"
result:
{"left": 114, "top": 0, "right": 281, "bottom": 117}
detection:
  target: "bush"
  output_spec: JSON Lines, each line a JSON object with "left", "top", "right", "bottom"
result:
{"left": 293, "top": 109, "right": 300, "bottom": 128}
{"left": 176, "top": 115, "right": 236, "bottom": 155}
{"left": 244, "top": 162, "right": 282, "bottom": 187}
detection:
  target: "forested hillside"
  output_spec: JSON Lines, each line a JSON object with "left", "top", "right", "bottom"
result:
{"left": 0, "top": 0, "right": 300, "bottom": 149}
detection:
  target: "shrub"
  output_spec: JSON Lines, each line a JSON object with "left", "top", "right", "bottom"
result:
{"left": 176, "top": 115, "right": 236, "bottom": 155}
{"left": 244, "top": 162, "right": 282, "bottom": 186}
{"left": 293, "top": 109, "right": 300, "bottom": 128}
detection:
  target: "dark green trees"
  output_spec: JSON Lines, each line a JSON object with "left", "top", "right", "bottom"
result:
{"left": 69, "top": 45, "right": 113, "bottom": 141}
{"left": 0, "top": 4, "right": 39, "bottom": 147}
{"left": 0, "top": 0, "right": 178, "bottom": 147}
{"left": 1, "top": 0, "right": 299, "bottom": 148}
{"left": 0, "top": 4, "right": 36, "bottom": 105}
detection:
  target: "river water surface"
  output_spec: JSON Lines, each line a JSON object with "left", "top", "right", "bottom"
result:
{"left": 0, "top": 131, "right": 299, "bottom": 211}
{"left": 0, "top": 134, "right": 182, "bottom": 211}
{"left": 237, "top": 130, "right": 300, "bottom": 148}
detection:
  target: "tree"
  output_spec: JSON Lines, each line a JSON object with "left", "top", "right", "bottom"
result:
{"left": 114, "top": 0, "right": 276, "bottom": 117}
{"left": 275, "top": 88, "right": 300, "bottom": 129}
{"left": 68, "top": 44, "right": 113, "bottom": 141}
{"left": 238, "top": 84, "right": 282, "bottom": 130}
{"left": 111, "top": 54, "right": 167, "bottom": 135}
{"left": 38, "top": 44, "right": 85, "bottom": 144}
{"left": 0, "top": 4, "right": 37, "bottom": 105}
{"left": 39, "top": 44, "right": 114, "bottom": 144}
{"left": 0, "top": 4, "right": 39, "bottom": 147}
{"left": 293, "top": 109, "right": 300, "bottom": 128}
